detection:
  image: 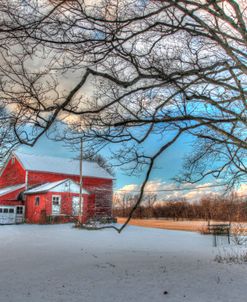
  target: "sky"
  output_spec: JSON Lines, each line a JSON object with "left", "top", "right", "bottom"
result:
{"left": 18, "top": 132, "right": 192, "bottom": 190}
{"left": 17, "top": 132, "right": 247, "bottom": 201}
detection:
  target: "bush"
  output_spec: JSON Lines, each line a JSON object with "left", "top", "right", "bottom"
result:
{"left": 215, "top": 247, "right": 247, "bottom": 264}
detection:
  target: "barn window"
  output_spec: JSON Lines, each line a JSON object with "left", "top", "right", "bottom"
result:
{"left": 52, "top": 196, "right": 60, "bottom": 206}
{"left": 0, "top": 208, "right": 2, "bottom": 213}
{"left": 17, "top": 207, "right": 23, "bottom": 214}
{"left": 3, "top": 209, "right": 8, "bottom": 213}
{"left": 11, "top": 157, "right": 15, "bottom": 165}
{"left": 35, "top": 196, "right": 40, "bottom": 206}
{"left": 52, "top": 195, "right": 61, "bottom": 215}
{"left": 9, "top": 209, "right": 14, "bottom": 213}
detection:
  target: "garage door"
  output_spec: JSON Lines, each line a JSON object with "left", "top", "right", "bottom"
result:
{"left": 0, "top": 207, "right": 16, "bottom": 225}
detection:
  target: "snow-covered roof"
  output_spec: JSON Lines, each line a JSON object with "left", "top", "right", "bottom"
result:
{"left": 0, "top": 184, "right": 25, "bottom": 197}
{"left": 13, "top": 151, "right": 113, "bottom": 180}
{"left": 25, "top": 179, "right": 89, "bottom": 194}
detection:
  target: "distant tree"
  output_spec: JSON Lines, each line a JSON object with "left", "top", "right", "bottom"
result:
{"left": 113, "top": 193, "right": 138, "bottom": 217}
{"left": 142, "top": 193, "right": 157, "bottom": 218}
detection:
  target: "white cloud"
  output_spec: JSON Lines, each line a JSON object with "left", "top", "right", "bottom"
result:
{"left": 118, "top": 184, "right": 139, "bottom": 194}
{"left": 115, "top": 180, "right": 247, "bottom": 203}
{"left": 236, "top": 183, "right": 247, "bottom": 196}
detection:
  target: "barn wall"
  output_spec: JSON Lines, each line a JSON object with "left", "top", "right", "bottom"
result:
{"left": 83, "top": 178, "right": 113, "bottom": 218}
{"left": 0, "top": 157, "right": 113, "bottom": 221}
{"left": 0, "top": 157, "right": 26, "bottom": 188}
{"left": 25, "top": 194, "right": 46, "bottom": 224}
{"left": 44, "top": 191, "right": 90, "bottom": 216}
{"left": 0, "top": 200, "right": 23, "bottom": 206}
{"left": 25, "top": 192, "right": 91, "bottom": 224}
{"left": 28, "top": 171, "right": 113, "bottom": 218}
{"left": 28, "top": 171, "right": 79, "bottom": 185}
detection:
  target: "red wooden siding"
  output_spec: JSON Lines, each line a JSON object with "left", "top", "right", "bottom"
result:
{"left": 27, "top": 170, "right": 113, "bottom": 188}
{"left": 25, "top": 192, "right": 91, "bottom": 224}
{"left": 25, "top": 194, "right": 46, "bottom": 223}
{"left": 27, "top": 171, "right": 79, "bottom": 185}
{"left": 0, "top": 157, "right": 26, "bottom": 188}
{"left": 28, "top": 171, "right": 113, "bottom": 218}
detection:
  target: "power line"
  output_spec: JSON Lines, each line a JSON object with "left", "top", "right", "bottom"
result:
{"left": 115, "top": 182, "right": 247, "bottom": 193}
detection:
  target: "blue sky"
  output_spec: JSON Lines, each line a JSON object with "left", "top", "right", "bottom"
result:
{"left": 18, "top": 133, "right": 193, "bottom": 190}
{"left": 18, "top": 132, "right": 247, "bottom": 199}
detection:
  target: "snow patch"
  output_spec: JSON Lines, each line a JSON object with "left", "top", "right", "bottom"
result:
{"left": 0, "top": 224, "right": 246, "bottom": 302}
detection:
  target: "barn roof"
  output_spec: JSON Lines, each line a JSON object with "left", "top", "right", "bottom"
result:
{"left": 13, "top": 151, "right": 114, "bottom": 180}
{"left": 25, "top": 179, "right": 89, "bottom": 194}
{"left": 0, "top": 184, "right": 25, "bottom": 197}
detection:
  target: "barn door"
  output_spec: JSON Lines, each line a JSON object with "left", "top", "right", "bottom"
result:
{"left": 0, "top": 207, "right": 16, "bottom": 224}
{"left": 72, "top": 196, "right": 83, "bottom": 216}
{"left": 16, "top": 206, "right": 25, "bottom": 224}
{"left": 52, "top": 195, "right": 61, "bottom": 215}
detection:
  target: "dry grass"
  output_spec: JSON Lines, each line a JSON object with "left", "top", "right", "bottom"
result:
{"left": 117, "top": 218, "right": 247, "bottom": 233}
{"left": 117, "top": 218, "right": 208, "bottom": 232}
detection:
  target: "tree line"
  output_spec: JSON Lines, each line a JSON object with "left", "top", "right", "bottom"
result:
{"left": 113, "top": 193, "right": 247, "bottom": 222}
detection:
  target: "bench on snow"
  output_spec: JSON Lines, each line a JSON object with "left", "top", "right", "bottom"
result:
{"left": 207, "top": 222, "right": 231, "bottom": 245}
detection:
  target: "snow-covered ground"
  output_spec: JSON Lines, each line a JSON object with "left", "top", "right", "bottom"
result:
{"left": 0, "top": 224, "right": 246, "bottom": 302}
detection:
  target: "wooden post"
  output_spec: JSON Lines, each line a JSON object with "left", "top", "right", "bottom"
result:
{"left": 79, "top": 137, "right": 83, "bottom": 224}
{"left": 25, "top": 171, "right": 28, "bottom": 190}
{"left": 228, "top": 222, "right": 231, "bottom": 244}
{"left": 213, "top": 233, "right": 217, "bottom": 247}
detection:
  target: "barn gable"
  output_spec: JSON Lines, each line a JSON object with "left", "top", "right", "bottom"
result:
{"left": 0, "top": 154, "right": 26, "bottom": 188}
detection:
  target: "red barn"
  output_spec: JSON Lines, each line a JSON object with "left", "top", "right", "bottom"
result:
{"left": 0, "top": 151, "right": 114, "bottom": 224}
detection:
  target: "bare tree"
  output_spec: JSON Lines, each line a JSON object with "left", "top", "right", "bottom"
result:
{"left": 0, "top": 0, "right": 246, "bottom": 231}
{"left": 113, "top": 193, "right": 138, "bottom": 217}
{"left": 142, "top": 193, "right": 157, "bottom": 218}
{"left": 0, "top": 105, "right": 18, "bottom": 162}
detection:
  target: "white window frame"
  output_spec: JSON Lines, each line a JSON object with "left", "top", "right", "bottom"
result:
{"left": 52, "top": 195, "right": 61, "bottom": 215}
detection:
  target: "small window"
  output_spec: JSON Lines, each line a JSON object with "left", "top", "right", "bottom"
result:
{"left": 11, "top": 157, "right": 15, "bottom": 165}
{"left": 52, "top": 196, "right": 60, "bottom": 206}
{"left": 9, "top": 208, "right": 14, "bottom": 214}
{"left": 3, "top": 209, "right": 8, "bottom": 213}
{"left": 0, "top": 208, "right": 2, "bottom": 213}
{"left": 35, "top": 196, "right": 40, "bottom": 206}
{"left": 17, "top": 207, "right": 23, "bottom": 214}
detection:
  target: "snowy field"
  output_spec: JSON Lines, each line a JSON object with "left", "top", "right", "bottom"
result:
{"left": 0, "top": 224, "right": 246, "bottom": 302}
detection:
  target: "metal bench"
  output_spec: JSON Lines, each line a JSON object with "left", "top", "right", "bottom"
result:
{"left": 208, "top": 223, "right": 231, "bottom": 246}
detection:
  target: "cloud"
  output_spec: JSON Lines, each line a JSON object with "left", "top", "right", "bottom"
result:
{"left": 236, "top": 183, "right": 247, "bottom": 196}
{"left": 118, "top": 184, "right": 139, "bottom": 194}
{"left": 115, "top": 180, "right": 247, "bottom": 203}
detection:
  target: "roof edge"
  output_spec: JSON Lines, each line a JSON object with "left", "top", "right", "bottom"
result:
{"left": 24, "top": 179, "right": 69, "bottom": 195}
{"left": 25, "top": 169, "right": 114, "bottom": 180}
{"left": 0, "top": 152, "right": 13, "bottom": 177}
{"left": 0, "top": 184, "right": 26, "bottom": 197}
{"left": 25, "top": 179, "right": 90, "bottom": 195}
{"left": 12, "top": 151, "right": 27, "bottom": 172}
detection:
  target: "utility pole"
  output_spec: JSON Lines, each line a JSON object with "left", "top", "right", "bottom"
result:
{"left": 79, "top": 137, "right": 83, "bottom": 224}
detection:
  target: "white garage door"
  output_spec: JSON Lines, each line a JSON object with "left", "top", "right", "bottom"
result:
{"left": 0, "top": 207, "right": 16, "bottom": 225}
